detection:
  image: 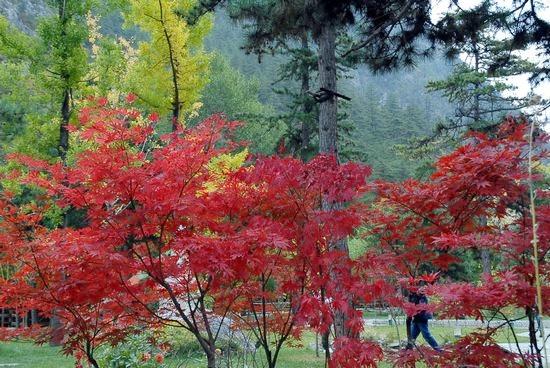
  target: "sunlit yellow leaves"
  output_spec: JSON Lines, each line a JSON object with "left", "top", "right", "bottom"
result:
{"left": 124, "top": 0, "right": 212, "bottom": 125}
{"left": 203, "top": 148, "right": 249, "bottom": 193}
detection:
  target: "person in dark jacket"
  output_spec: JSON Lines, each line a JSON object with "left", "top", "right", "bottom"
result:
{"left": 406, "top": 289, "right": 442, "bottom": 352}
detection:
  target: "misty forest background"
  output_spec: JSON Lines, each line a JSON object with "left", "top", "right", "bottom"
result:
{"left": 0, "top": 0, "right": 458, "bottom": 182}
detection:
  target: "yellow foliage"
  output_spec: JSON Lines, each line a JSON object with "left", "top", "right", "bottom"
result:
{"left": 124, "top": 0, "right": 212, "bottom": 126}
{"left": 204, "top": 149, "right": 249, "bottom": 193}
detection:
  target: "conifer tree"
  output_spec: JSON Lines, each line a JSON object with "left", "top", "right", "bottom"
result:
{"left": 427, "top": 1, "right": 539, "bottom": 136}
{"left": 224, "top": 0, "right": 432, "bottom": 344}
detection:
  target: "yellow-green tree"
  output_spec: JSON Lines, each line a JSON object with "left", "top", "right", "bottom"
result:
{"left": 0, "top": 0, "right": 93, "bottom": 163}
{"left": 125, "top": 0, "right": 212, "bottom": 131}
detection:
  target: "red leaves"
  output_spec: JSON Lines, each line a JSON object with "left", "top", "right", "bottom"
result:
{"left": 330, "top": 337, "right": 383, "bottom": 368}
{"left": 440, "top": 332, "right": 526, "bottom": 368}
{"left": 2, "top": 101, "right": 379, "bottom": 364}
{"left": 364, "top": 117, "right": 549, "bottom": 366}
{"left": 419, "top": 272, "right": 440, "bottom": 284}
{"left": 125, "top": 93, "right": 137, "bottom": 104}
{"left": 5, "top": 104, "right": 547, "bottom": 368}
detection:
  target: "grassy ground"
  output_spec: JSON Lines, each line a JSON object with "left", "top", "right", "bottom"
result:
{"left": 0, "top": 340, "right": 74, "bottom": 368}
{"left": 0, "top": 324, "right": 532, "bottom": 367}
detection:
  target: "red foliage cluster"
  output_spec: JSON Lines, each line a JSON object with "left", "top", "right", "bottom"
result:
{"left": 362, "top": 118, "right": 549, "bottom": 366}
{"left": 0, "top": 99, "right": 379, "bottom": 368}
{"left": 0, "top": 98, "right": 547, "bottom": 368}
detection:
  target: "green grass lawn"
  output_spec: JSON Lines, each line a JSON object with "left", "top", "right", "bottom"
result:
{"left": 0, "top": 341, "right": 74, "bottom": 368}
{"left": 0, "top": 324, "right": 532, "bottom": 368}
{"left": 363, "top": 324, "right": 530, "bottom": 346}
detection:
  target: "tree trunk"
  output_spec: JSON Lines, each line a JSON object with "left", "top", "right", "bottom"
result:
{"left": 206, "top": 349, "right": 216, "bottom": 368}
{"left": 317, "top": 22, "right": 354, "bottom": 339}
{"left": 49, "top": 317, "right": 64, "bottom": 346}
{"left": 299, "top": 32, "right": 313, "bottom": 159}
{"left": 194, "top": 331, "right": 217, "bottom": 368}
{"left": 51, "top": 1, "right": 71, "bottom": 345}
{"left": 58, "top": 0, "right": 71, "bottom": 162}
{"left": 527, "top": 307, "right": 544, "bottom": 368}
{"left": 322, "top": 329, "right": 330, "bottom": 361}
{"left": 266, "top": 349, "right": 274, "bottom": 368}
{"left": 50, "top": 87, "right": 70, "bottom": 345}
{"left": 59, "top": 89, "right": 70, "bottom": 162}
{"left": 172, "top": 101, "right": 180, "bottom": 132}
{"left": 317, "top": 23, "right": 338, "bottom": 157}
{"left": 88, "top": 355, "right": 100, "bottom": 368}
{"left": 478, "top": 217, "right": 491, "bottom": 274}
{"left": 14, "top": 308, "right": 19, "bottom": 328}
{"left": 472, "top": 38, "right": 481, "bottom": 124}
{"left": 31, "top": 309, "right": 38, "bottom": 325}
{"left": 481, "top": 249, "right": 491, "bottom": 274}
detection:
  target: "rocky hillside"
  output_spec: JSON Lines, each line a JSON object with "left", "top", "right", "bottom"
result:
{"left": 0, "top": 0, "right": 50, "bottom": 34}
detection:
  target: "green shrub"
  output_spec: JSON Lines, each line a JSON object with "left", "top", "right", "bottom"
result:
{"left": 98, "top": 333, "right": 166, "bottom": 368}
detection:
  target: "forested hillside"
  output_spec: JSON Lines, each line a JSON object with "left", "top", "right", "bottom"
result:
{"left": 0, "top": 2, "right": 455, "bottom": 180}
{"left": 205, "top": 10, "right": 456, "bottom": 179}
{"left": 0, "top": 0, "right": 50, "bottom": 33}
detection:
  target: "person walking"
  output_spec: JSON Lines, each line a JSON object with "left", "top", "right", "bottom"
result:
{"left": 406, "top": 282, "right": 442, "bottom": 352}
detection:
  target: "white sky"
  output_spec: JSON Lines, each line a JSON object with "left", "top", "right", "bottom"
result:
{"left": 430, "top": 0, "right": 550, "bottom": 124}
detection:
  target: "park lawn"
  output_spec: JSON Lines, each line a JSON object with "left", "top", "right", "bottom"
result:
{"left": 0, "top": 341, "right": 74, "bottom": 368}
{"left": 0, "top": 325, "right": 532, "bottom": 368}
{"left": 165, "top": 345, "right": 326, "bottom": 368}
{"left": 363, "top": 324, "right": 530, "bottom": 345}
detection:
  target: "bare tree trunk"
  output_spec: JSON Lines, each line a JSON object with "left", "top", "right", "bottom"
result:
{"left": 157, "top": 0, "right": 180, "bottom": 132}
{"left": 317, "top": 22, "right": 355, "bottom": 340}
{"left": 322, "top": 329, "right": 330, "bottom": 361}
{"left": 14, "top": 308, "right": 19, "bottom": 328}
{"left": 299, "top": 32, "right": 313, "bottom": 159}
{"left": 206, "top": 347, "right": 216, "bottom": 368}
{"left": 59, "top": 88, "right": 70, "bottom": 162}
{"left": 58, "top": 0, "right": 71, "bottom": 163}
{"left": 88, "top": 357, "right": 100, "bottom": 368}
{"left": 471, "top": 42, "right": 493, "bottom": 275}
{"left": 480, "top": 215, "right": 491, "bottom": 274}
{"left": 51, "top": 87, "right": 69, "bottom": 343}
{"left": 481, "top": 249, "right": 491, "bottom": 274}
{"left": 317, "top": 23, "right": 338, "bottom": 158}
{"left": 172, "top": 102, "right": 180, "bottom": 132}
{"left": 51, "top": 1, "right": 71, "bottom": 346}
{"left": 86, "top": 344, "right": 100, "bottom": 368}
{"left": 527, "top": 307, "right": 544, "bottom": 368}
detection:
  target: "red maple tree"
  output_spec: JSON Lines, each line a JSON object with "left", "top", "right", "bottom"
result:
{"left": 362, "top": 118, "right": 549, "bottom": 367}
{"left": 0, "top": 99, "right": 380, "bottom": 368}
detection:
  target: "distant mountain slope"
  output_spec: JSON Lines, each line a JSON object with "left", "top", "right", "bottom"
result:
{"left": 0, "top": 0, "right": 50, "bottom": 34}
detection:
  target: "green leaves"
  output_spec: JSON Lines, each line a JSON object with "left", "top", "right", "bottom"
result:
{"left": 0, "top": 16, "right": 40, "bottom": 61}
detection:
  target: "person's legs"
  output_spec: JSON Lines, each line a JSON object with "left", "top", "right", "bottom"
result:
{"left": 417, "top": 321, "right": 442, "bottom": 351}
{"left": 406, "top": 321, "right": 421, "bottom": 349}
{"left": 411, "top": 322, "right": 421, "bottom": 340}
